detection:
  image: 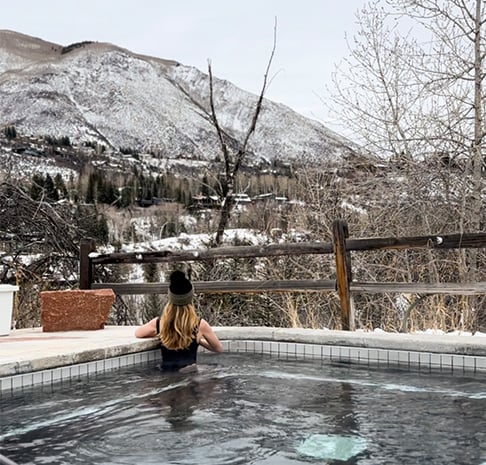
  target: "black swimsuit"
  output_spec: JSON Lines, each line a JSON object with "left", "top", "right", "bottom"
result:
{"left": 156, "top": 317, "right": 200, "bottom": 371}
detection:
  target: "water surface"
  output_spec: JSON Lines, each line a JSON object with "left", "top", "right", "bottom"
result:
{"left": 1, "top": 352, "right": 485, "bottom": 464}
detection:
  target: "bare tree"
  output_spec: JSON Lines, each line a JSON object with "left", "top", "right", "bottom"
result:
{"left": 324, "top": 0, "right": 486, "bottom": 331}
{"left": 208, "top": 21, "right": 277, "bottom": 246}
{"left": 0, "top": 181, "right": 124, "bottom": 327}
{"left": 331, "top": 0, "right": 486, "bottom": 273}
{"left": 401, "top": 0, "right": 486, "bottom": 282}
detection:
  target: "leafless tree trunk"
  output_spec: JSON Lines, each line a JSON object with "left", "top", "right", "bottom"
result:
{"left": 208, "top": 22, "right": 277, "bottom": 246}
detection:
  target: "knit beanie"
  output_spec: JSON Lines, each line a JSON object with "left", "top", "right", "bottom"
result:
{"left": 168, "top": 270, "right": 194, "bottom": 306}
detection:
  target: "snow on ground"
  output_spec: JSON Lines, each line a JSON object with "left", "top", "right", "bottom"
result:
{"left": 99, "top": 228, "right": 272, "bottom": 255}
{"left": 360, "top": 328, "right": 486, "bottom": 338}
{"left": 93, "top": 229, "right": 271, "bottom": 285}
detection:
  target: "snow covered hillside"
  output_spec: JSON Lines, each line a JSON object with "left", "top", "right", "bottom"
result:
{"left": 0, "top": 30, "right": 358, "bottom": 165}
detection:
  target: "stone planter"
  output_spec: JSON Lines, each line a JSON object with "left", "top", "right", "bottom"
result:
{"left": 40, "top": 289, "right": 115, "bottom": 332}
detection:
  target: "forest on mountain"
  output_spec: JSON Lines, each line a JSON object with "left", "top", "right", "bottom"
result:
{"left": 2, "top": 0, "right": 486, "bottom": 334}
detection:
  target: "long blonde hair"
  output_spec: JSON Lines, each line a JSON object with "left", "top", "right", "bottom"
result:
{"left": 159, "top": 302, "right": 199, "bottom": 350}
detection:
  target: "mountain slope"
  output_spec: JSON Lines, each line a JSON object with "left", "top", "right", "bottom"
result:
{"left": 0, "top": 30, "right": 357, "bottom": 164}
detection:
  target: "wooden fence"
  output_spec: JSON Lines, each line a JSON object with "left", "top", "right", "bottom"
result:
{"left": 80, "top": 220, "right": 486, "bottom": 330}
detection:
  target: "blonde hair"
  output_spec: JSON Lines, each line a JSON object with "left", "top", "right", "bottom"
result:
{"left": 159, "top": 302, "right": 200, "bottom": 350}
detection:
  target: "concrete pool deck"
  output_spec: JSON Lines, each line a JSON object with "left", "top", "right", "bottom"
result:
{"left": 2, "top": 326, "right": 486, "bottom": 381}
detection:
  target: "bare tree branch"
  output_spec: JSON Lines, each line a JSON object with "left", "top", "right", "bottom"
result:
{"left": 208, "top": 18, "right": 278, "bottom": 246}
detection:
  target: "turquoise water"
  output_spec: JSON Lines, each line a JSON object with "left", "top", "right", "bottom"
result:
{"left": 1, "top": 352, "right": 485, "bottom": 464}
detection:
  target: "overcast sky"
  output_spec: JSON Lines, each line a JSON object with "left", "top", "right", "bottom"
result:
{"left": 1, "top": 0, "right": 364, "bottom": 130}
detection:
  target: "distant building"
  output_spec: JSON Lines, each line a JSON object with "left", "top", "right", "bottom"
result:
{"left": 232, "top": 193, "right": 252, "bottom": 204}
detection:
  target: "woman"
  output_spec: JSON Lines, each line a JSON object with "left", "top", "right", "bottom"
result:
{"left": 135, "top": 270, "right": 223, "bottom": 372}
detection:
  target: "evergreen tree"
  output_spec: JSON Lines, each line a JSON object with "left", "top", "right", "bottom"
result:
{"left": 118, "top": 186, "right": 132, "bottom": 208}
{"left": 30, "top": 174, "right": 45, "bottom": 201}
{"left": 44, "top": 173, "right": 59, "bottom": 202}
{"left": 85, "top": 173, "right": 97, "bottom": 204}
{"left": 155, "top": 175, "right": 165, "bottom": 198}
{"left": 4, "top": 126, "right": 17, "bottom": 139}
{"left": 142, "top": 263, "right": 162, "bottom": 321}
{"left": 54, "top": 174, "right": 68, "bottom": 199}
{"left": 95, "top": 213, "right": 109, "bottom": 244}
{"left": 96, "top": 177, "right": 109, "bottom": 204}
{"left": 201, "top": 175, "right": 210, "bottom": 197}
{"left": 75, "top": 205, "right": 109, "bottom": 244}
{"left": 60, "top": 136, "right": 71, "bottom": 147}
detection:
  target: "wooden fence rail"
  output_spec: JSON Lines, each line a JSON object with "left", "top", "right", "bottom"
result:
{"left": 80, "top": 220, "right": 486, "bottom": 330}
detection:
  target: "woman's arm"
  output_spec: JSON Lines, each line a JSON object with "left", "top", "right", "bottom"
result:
{"left": 198, "top": 319, "right": 223, "bottom": 353}
{"left": 134, "top": 317, "right": 158, "bottom": 338}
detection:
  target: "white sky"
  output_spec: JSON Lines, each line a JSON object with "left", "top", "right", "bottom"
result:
{"left": 1, "top": 0, "right": 364, "bottom": 130}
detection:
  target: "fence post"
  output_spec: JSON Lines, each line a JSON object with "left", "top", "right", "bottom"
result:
{"left": 332, "top": 220, "right": 354, "bottom": 330}
{"left": 79, "top": 238, "right": 96, "bottom": 290}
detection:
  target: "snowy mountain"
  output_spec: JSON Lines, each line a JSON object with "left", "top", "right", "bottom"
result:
{"left": 0, "top": 30, "right": 358, "bottom": 165}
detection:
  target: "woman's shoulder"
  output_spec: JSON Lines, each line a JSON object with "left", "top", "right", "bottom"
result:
{"left": 198, "top": 318, "right": 213, "bottom": 331}
{"left": 134, "top": 317, "right": 159, "bottom": 338}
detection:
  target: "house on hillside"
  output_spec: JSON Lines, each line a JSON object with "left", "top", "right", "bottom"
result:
{"left": 232, "top": 193, "right": 252, "bottom": 204}
{"left": 254, "top": 193, "right": 288, "bottom": 204}
{"left": 189, "top": 194, "right": 220, "bottom": 210}
{"left": 136, "top": 197, "right": 175, "bottom": 208}
{"left": 254, "top": 193, "right": 275, "bottom": 202}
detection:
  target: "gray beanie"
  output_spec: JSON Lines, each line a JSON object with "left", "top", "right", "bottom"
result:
{"left": 168, "top": 270, "right": 194, "bottom": 306}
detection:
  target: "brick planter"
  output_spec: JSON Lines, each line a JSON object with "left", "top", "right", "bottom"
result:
{"left": 40, "top": 289, "right": 115, "bottom": 332}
